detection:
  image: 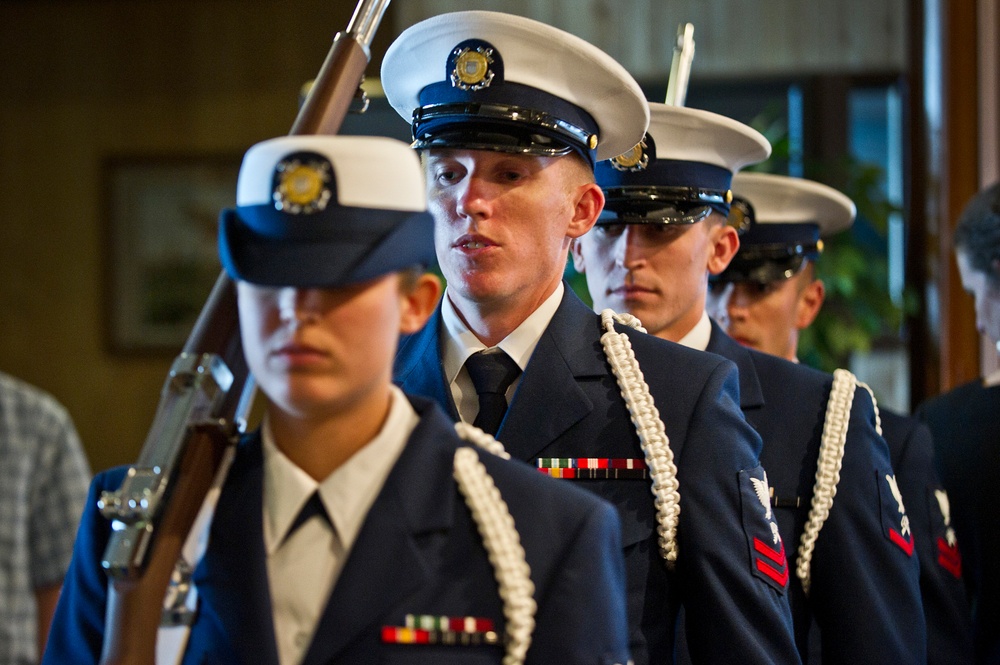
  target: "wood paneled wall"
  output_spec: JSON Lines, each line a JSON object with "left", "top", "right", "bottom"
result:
{"left": 395, "top": 0, "right": 908, "bottom": 80}
{"left": 0, "top": 0, "right": 382, "bottom": 471}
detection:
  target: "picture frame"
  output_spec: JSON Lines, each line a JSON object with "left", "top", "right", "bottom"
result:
{"left": 104, "top": 154, "right": 241, "bottom": 354}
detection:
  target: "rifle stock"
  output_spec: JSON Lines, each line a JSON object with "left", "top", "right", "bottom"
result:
{"left": 98, "top": 2, "right": 391, "bottom": 662}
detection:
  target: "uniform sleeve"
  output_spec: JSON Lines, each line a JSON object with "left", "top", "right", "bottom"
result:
{"left": 528, "top": 499, "right": 632, "bottom": 665}
{"left": 807, "top": 388, "right": 926, "bottom": 663}
{"left": 676, "top": 360, "right": 801, "bottom": 665}
{"left": 42, "top": 471, "right": 120, "bottom": 665}
{"left": 891, "top": 417, "right": 974, "bottom": 664}
{"left": 29, "top": 400, "right": 92, "bottom": 589}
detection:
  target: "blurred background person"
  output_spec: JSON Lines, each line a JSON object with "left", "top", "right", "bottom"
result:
{"left": 709, "top": 171, "right": 975, "bottom": 664}
{"left": 917, "top": 181, "right": 1000, "bottom": 665}
{"left": 0, "top": 371, "right": 91, "bottom": 665}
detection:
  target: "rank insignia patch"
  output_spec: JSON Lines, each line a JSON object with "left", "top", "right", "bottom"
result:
{"left": 382, "top": 614, "right": 500, "bottom": 646}
{"left": 879, "top": 472, "right": 914, "bottom": 556}
{"left": 272, "top": 152, "right": 333, "bottom": 215}
{"left": 932, "top": 488, "right": 962, "bottom": 578}
{"left": 448, "top": 40, "right": 499, "bottom": 91}
{"left": 740, "top": 467, "right": 788, "bottom": 591}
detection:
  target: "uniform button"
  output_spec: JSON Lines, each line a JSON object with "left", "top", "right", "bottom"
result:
{"left": 295, "top": 631, "right": 310, "bottom": 648}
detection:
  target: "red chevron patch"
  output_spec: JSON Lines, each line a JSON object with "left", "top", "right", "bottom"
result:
{"left": 937, "top": 537, "right": 962, "bottom": 578}
{"left": 753, "top": 537, "right": 789, "bottom": 588}
{"left": 889, "top": 528, "right": 914, "bottom": 556}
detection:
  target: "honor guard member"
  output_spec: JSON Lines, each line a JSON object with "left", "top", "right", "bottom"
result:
{"left": 383, "top": 12, "right": 799, "bottom": 665}
{"left": 705, "top": 171, "right": 963, "bottom": 662}
{"left": 918, "top": 182, "right": 1000, "bottom": 665}
{"left": 572, "top": 104, "right": 925, "bottom": 663}
{"left": 43, "top": 135, "right": 634, "bottom": 665}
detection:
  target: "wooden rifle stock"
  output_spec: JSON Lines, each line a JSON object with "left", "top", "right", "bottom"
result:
{"left": 99, "top": 2, "right": 390, "bottom": 663}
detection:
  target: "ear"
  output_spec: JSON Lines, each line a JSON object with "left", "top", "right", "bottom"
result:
{"left": 565, "top": 183, "right": 604, "bottom": 240}
{"left": 570, "top": 237, "right": 587, "bottom": 274}
{"left": 795, "top": 277, "right": 825, "bottom": 329}
{"left": 706, "top": 223, "right": 740, "bottom": 276}
{"left": 399, "top": 273, "right": 442, "bottom": 335}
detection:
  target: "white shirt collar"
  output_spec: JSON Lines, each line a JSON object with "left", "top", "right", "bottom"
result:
{"left": 441, "top": 282, "right": 564, "bottom": 423}
{"left": 676, "top": 311, "right": 713, "bottom": 352}
{"left": 262, "top": 385, "right": 419, "bottom": 555}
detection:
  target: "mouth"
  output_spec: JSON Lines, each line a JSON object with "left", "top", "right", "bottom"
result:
{"left": 453, "top": 234, "right": 496, "bottom": 252}
{"left": 272, "top": 342, "right": 328, "bottom": 364}
{"left": 609, "top": 284, "right": 657, "bottom": 299}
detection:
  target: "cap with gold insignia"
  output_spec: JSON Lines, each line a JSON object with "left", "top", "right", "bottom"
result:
{"left": 380, "top": 10, "right": 649, "bottom": 168}
{"left": 595, "top": 102, "right": 771, "bottom": 225}
{"left": 218, "top": 135, "right": 436, "bottom": 287}
{"left": 715, "top": 172, "right": 857, "bottom": 285}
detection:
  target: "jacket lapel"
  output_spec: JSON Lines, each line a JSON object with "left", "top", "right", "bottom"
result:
{"left": 195, "top": 433, "right": 280, "bottom": 665}
{"left": 394, "top": 307, "right": 459, "bottom": 419}
{"left": 706, "top": 321, "right": 765, "bottom": 412}
{"left": 301, "top": 400, "right": 458, "bottom": 665}
{"left": 499, "top": 289, "right": 603, "bottom": 461}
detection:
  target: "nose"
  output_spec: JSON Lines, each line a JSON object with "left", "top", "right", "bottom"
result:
{"left": 277, "top": 287, "right": 322, "bottom": 325}
{"left": 454, "top": 174, "right": 492, "bottom": 222}
{"left": 724, "top": 283, "right": 751, "bottom": 321}
{"left": 615, "top": 226, "right": 647, "bottom": 269}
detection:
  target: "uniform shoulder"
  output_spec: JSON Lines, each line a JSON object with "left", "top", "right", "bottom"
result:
{"left": 0, "top": 371, "right": 73, "bottom": 421}
{"left": 619, "top": 322, "right": 735, "bottom": 375}
{"left": 745, "top": 345, "right": 831, "bottom": 386}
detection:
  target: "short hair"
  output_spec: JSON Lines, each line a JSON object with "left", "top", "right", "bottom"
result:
{"left": 953, "top": 181, "right": 1000, "bottom": 281}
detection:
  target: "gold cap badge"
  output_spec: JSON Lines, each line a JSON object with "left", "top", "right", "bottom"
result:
{"left": 273, "top": 158, "right": 332, "bottom": 214}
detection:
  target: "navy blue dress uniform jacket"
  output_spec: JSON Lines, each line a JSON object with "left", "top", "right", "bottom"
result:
{"left": 879, "top": 409, "right": 974, "bottom": 664}
{"left": 43, "top": 397, "right": 632, "bottom": 665}
{"left": 918, "top": 381, "right": 1000, "bottom": 665}
{"left": 704, "top": 322, "right": 926, "bottom": 663}
{"left": 394, "top": 288, "right": 800, "bottom": 665}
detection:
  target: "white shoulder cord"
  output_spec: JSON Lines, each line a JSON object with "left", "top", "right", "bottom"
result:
{"left": 453, "top": 441, "right": 536, "bottom": 665}
{"left": 796, "top": 368, "right": 856, "bottom": 595}
{"left": 598, "top": 309, "right": 681, "bottom": 569}
{"left": 455, "top": 421, "right": 511, "bottom": 459}
{"left": 855, "top": 380, "right": 883, "bottom": 437}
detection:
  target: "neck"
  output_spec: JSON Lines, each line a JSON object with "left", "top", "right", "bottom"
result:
{"left": 654, "top": 307, "right": 705, "bottom": 345}
{"left": 449, "top": 280, "right": 560, "bottom": 347}
{"left": 266, "top": 387, "right": 393, "bottom": 481}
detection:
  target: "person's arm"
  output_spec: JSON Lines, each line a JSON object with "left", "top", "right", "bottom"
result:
{"left": 527, "top": 499, "right": 631, "bottom": 664}
{"left": 677, "top": 360, "right": 801, "bottom": 664}
{"left": 889, "top": 415, "right": 974, "bottom": 664}
{"left": 808, "top": 388, "right": 926, "bottom": 663}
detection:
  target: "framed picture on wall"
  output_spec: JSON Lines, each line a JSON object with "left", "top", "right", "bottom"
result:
{"left": 104, "top": 154, "right": 241, "bottom": 354}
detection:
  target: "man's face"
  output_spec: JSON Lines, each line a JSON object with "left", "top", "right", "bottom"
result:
{"left": 956, "top": 249, "right": 1000, "bottom": 344}
{"left": 238, "top": 274, "right": 429, "bottom": 419}
{"left": 423, "top": 149, "right": 597, "bottom": 317}
{"left": 572, "top": 217, "right": 726, "bottom": 342}
{"left": 707, "top": 270, "right": 814, "bottom": 361}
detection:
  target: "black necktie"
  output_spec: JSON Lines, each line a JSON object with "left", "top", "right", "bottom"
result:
{"left": 285, "top": 491, "right": 331, "bottom": 543}
{"left": 465, "top": 349, "right": 521, "bottom": 436}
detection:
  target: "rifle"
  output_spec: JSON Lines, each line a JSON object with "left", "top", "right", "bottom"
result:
{"left": 96, "top": 2, "right": 391, "bottom": 663}
{"left": 664, "top": 22, "right": 695, "bottom": 107}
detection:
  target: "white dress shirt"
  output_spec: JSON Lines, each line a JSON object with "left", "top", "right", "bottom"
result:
{"left": 261, "top": 385, "right": 419, "bottom": 665}
{"left": 676, "top": 310, "right": 713, "bottom": 352}
{"left": 441, "top": 282, "right": 564, "bottom": 424}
